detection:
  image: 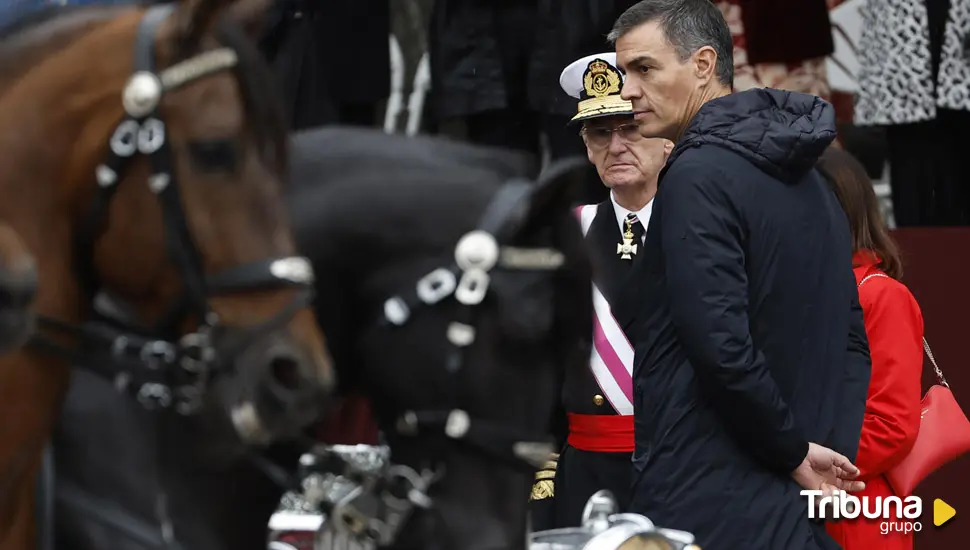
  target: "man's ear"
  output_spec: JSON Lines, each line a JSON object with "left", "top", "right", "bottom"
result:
{"left": 509, "top": 156, "right": 588, "bottom": 238}
{"left": 692, "top": 45, "right": 719, "bottom": 85}
{"left": 662, "top": 139, "right": 674, "bottom": 161}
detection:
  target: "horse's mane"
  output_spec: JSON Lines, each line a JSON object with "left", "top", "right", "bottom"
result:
{"left": 0, "top": 4, "right": 135, "bottom": 90}
{"left": 287, "top": 127, "right": 539, "bottom": 193}
{"left": 0, "top": 3, "right": 130, "bottom": 50}
{"left": 0, "top": 5, "right": 72, "bottom": 41}
{"left": 286, "top": 127, "right": 541, "bottom": 259}
{"left": 212, "top": 17, "right": 289, "bottom": 174}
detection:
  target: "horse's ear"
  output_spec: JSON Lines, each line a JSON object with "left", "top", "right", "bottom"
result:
{"left": 175, "top": 0, "right": 227, "bottom": 46}
{"left": 176, "top": 0, "right": 271, "bottom": 46}
{"left": 514, "top": 156, "right": 588, "bottom": 234}
{"left": 224, "top": 0, "right": 275, "bottom": 37}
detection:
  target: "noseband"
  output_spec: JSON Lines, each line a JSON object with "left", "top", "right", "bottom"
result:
{"left": 302, "top": 181, "right": 570, "bottom": 546}
{"left": 28, "top": 4, "right": 313, "bottom": 415}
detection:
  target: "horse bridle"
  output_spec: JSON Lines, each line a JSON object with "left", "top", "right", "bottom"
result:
{"left": 303, "top": 179, "right": 574, "bottom": 546}
{"left": 28, "top": 4, "right": 314, "bottom": 415}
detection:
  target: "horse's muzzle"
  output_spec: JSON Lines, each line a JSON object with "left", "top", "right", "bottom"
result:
{"left": 232, "top": 335, "right": 333, "bottom": 445}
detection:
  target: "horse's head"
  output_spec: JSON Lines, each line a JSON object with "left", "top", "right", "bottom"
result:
{"left": 0, "top": 0, "right": 332, "bottom": 456}
{"left": 0, "top": 224, "right": 36, "bottom": 354}
{"left": 290, "top": 130, "right": 593, "bottom": 550}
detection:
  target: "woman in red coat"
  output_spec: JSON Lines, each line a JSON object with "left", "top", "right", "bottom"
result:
{"left": 819, "top": 148, "right": 924, "bottom": 550}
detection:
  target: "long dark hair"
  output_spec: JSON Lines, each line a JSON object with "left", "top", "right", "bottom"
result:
{"left": 817, "top": 147, "right": 903, "bottom": 279}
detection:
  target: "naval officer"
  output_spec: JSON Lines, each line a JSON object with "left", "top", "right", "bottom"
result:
{"left": 530, "top": 51, "right": 671, "bottom": 529}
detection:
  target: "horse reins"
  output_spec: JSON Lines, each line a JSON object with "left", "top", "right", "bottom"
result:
{"left": 27, "top": 4, "right": 314, "bottom": 415}
{"left": 315, "top": 177, "right": 575, "bottom": 546}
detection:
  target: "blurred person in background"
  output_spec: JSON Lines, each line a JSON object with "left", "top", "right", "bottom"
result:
{"left": 530, "top": 51, "right": 671, "bottom": 529}
{"left": 854, "top": 0, "right": 970, "bottom": 226}
{"left": 260, "top": 0, "right": 391, "bottom": 131}
{"left": 714, "top": 0, "right": 833, "bottom": 100}
{"left": 819, "top": 147, "right": 923, "bottom": 550}
{"left": 427, "top": 0, "right": 639, "bottom": 204}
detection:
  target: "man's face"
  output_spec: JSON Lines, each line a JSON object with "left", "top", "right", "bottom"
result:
{"left": 583, "top": 115, "right": 672, "bottom": 190}
{"left": 616, "top": 20, "right": 701, "bottom": 141}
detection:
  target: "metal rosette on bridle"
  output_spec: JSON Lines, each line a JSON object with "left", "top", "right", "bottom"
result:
{"left": 529, "top": 491, "right": 702, "bottom": 550}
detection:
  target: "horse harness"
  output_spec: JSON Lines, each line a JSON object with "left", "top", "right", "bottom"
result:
{"left": 301, "top": 180, "right": 574, "bottom": 546}
{"left": 28, "top": 4, "right": 314, "bottom": 415}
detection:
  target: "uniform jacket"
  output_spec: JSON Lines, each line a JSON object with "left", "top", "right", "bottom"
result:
{"left": 563, "top": 200, "right": 645, "bottom": 418}
{"left": 531, "top": 199, "right": 644, "bottom": 528}
{"left": 629, "top": 89, "right": 871, "bottom": 550}
{"left": 826, "top": 252, "right": 923, "bottom": 550}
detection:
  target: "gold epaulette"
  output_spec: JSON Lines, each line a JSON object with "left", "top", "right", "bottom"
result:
{"left": 529, "top": 453, "right": 559, "bottom": 501}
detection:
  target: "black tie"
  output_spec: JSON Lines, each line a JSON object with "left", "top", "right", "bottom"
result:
{"left": 626, "top": 213, "right": 645, "bottom": 243}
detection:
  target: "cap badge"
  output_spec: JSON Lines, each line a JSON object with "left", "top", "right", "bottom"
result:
{"left": 583, "top": 59, "right": 621, "bottom": 98}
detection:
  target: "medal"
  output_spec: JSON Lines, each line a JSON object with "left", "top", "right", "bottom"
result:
{"left": 616, "top": 218, "right": 638, "bottom": 260}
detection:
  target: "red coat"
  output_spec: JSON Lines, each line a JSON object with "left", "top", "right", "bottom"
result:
{"left": 827, "top": 252, "right": 923, "bottom": 550}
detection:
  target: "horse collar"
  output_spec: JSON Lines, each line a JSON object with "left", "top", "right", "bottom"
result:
{"left": 342, "top": 181, "right": 562, "bottom": 545}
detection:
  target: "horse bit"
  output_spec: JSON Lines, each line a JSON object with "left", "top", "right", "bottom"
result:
{"left": 286, "top": 179, "right": 575, "bottom": 547}
{"left": 29, "top": 3, "right": 314, "bottom": 415}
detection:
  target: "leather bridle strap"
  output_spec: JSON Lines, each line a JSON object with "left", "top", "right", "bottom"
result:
{"left": 27, "top": 4, "right": 314, "bottom": 415}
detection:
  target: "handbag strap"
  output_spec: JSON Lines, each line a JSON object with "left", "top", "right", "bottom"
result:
{"left": 857, "top": 272, "right": 948, "bottom": 388}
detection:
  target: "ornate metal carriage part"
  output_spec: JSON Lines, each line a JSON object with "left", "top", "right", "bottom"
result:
{"left": 273, "top": 445, "right": 439, "bottom": 549}
{"left": 529, "top": 490, "right": 701, "bottom": 550}
{"left": 326, "top": 463, "right": 435, "bottom": 546}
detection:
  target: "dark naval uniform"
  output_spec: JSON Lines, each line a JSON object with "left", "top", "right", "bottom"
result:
{"left": 531, "top": 53, "right": 645, "bottom": 530}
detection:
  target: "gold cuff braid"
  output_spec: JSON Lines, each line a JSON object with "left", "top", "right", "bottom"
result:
{"left": 529, "top": 453, "right": 559, "bottom": 501}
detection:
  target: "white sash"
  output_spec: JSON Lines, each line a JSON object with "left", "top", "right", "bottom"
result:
{"left": 575, "top": 204, "right": 635, "bottom": 415}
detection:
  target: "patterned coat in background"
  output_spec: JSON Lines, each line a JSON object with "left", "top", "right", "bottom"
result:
{"left": 853, "top": 0, "right": 970, "bottom": 125}
{"left": 716, "top": 0, "right": 832, "bottom": 101}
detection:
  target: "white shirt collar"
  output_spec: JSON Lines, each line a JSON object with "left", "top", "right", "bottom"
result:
{"left": 609, "top": 191, "right": 654, "bottom": 242}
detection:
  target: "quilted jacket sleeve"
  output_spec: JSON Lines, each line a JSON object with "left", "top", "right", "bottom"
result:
{"left": 659, "top": 158, "right": 809, "bottom": 475}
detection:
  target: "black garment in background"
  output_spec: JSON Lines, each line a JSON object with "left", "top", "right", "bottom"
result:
{"left": 884, "top": 0, "right": 970, "bottom": 226}
{"left": 885, "top": 109, "right": 970, "bottom": 226}
{"left": 738, "top": 0, "right": 833, "bottom": 65}
{"left": 259, "top": 0, "right": 390, "bottom": 131}
{"left": 429, "top": 0, "right": 639, "bottom": 205}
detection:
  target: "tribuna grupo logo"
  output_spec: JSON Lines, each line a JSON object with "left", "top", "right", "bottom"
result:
{"left": 801, "top": 490, "right": 923, "bottom": 535}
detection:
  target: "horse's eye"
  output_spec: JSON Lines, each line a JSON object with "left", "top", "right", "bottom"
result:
{"left": 188, "top": 140, "right": 238, "bottom": 172}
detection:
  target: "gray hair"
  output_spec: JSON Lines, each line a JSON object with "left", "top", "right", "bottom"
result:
{"left": 607, "top": 0, "right": 734, "bottom": 87}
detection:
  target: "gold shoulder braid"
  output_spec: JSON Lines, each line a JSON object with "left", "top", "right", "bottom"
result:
{"left": 529, "top": 454, "right": 559, "bottom": 501}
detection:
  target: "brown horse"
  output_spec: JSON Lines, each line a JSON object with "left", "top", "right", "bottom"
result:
{"left": 0, "top": 224, "right": 37, "bottom": 355}
{"left": 0, "top": 0, "right": 333, "bottom": 547}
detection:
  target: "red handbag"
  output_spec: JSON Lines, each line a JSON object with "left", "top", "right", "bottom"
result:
{"left": 857, "top": 273, "right": 970, "bottom": 496}
{"left": 884, "top": 338, "right": 970, "bottom": 496}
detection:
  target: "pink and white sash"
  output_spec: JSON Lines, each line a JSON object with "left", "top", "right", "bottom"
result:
{"left": 574, "top": 204, "right": 635, "bottom": 415}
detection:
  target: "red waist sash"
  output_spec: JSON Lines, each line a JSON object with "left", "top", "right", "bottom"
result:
{"left": 567, "top": 413, "right": 634, "bottom": 453}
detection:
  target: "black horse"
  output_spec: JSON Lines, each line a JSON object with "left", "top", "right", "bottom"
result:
{"left": 51, "top": 127, "right": 592, "bottom": 550}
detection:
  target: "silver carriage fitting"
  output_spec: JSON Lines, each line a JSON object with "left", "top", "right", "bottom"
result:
{"left": 529, "top": 490, "right": 701, "bottom": 550}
